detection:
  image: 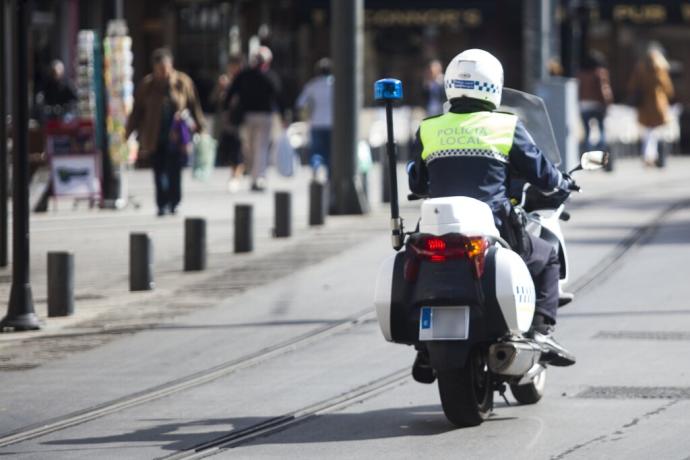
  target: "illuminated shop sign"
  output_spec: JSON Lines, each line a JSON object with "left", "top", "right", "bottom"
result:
{"left": 309, "top": 8, "right": 483, "bottom": 28}
{"left": 613, "top": 4, "right": 666, "bottom": 23}
{"left": 365, "top": 9, "right": 482, "bottom": 27}
{"left": 597, "top": 3, "right": 690, "bottom": 24}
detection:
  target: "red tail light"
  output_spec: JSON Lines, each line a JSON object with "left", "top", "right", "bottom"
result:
{"left": 404, "top": 234, "right": 489, "bottom": 282}
{"left": 426, "top": 238, "right": 446, "bottom": 251}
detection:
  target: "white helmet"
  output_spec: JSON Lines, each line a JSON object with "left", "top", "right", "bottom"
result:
{"left": 444, "top": 49, "right": 504, "bottom": 108}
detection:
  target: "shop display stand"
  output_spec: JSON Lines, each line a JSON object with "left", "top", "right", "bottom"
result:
{"left": 45, "top": 30, "right": 103, "bottom": 210}
{"left": 102, "top": 20, "right": 139, "bottom": 210}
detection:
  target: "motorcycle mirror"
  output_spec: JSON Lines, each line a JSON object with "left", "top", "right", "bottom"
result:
{"left": 580, "top": 150, "right": 609, "bottom": 171}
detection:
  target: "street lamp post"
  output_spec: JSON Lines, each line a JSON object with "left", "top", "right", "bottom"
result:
{"left": 1, "top": 0, "right": 40, "bottom": 331}
{"left": 0, "top": 0, "right": 8, "bottom": 268}
{"left": 329, "top": 0, "right": 368, "bottom": 215}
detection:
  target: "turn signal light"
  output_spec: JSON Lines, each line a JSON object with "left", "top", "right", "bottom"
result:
{"left": 404, "top": 233, "right": 489, "bottom": 282}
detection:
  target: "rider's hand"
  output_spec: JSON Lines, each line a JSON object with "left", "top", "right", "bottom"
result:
{"left": 560, "top": 174, "right": 580, "bottom": 192}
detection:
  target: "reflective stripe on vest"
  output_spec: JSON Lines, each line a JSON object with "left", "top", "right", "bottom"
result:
{"left": 419, "top": 112, "right": 518, "bottom": 164}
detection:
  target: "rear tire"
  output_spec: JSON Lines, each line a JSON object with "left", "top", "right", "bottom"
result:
{"left": 436, "top": 349, "right": 493, "bottom": 427}
{"left": 510, "top": 367, "right": 546, "bottom": 405}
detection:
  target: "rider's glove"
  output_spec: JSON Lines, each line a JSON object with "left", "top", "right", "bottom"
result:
{"left": 559, "top": 174, "right": 580, "bottom": 192}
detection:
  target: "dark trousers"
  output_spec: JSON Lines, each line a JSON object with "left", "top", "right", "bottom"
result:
{"left": 522, "top": 233, "right": 560, "bottom": 324}
{"left": 581, "top": 108, "right": 606, "bottom": 150}
{"left": 310, "top": 127, "right": 332, "bottom": 169}
{"left": 152, "top": 144, "right": 183, "bottom": 212}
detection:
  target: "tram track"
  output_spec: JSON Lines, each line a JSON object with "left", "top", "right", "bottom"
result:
{"left": 0, "top": 308, "right": 375, "bottom": 449}
{"left": 1, "top": 196, "right": 686, "bottom": 454}
{"left": 157, "top": 369, "right": 410, "bottom": 460}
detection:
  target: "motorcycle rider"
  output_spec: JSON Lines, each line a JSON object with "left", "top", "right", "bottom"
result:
{"left": 408, "top": 49, "right": 578, "bottom": 372}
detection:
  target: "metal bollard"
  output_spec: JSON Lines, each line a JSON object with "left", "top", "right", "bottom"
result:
{"left": 130, "top": 233, "right": 154, "bottom": 291}
{"left": 274, "top": 191, "right": 291, "bottom": 238}
{"left": 381, "top": 157, "right": 391, "bottom": 204}
{"left": 234, "top": 204, "right": 253, "bottom": 253}
{"left": 47, "top": 252, "right": 74, "bottom": 317}
{"left": 309, "top": 180, "right": 327, "bottom": 226}
{"left": 361, "top": 172, "right": 369, "bottom": 201}
{"left": 184, "top": 218, "right": 206, "bottom": 271}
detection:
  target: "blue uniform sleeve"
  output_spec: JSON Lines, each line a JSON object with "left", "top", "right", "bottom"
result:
{"left": 408, "top": 128, "right": 429, "bottom": 196}
{"left": 509, "top": 120, "right": 563, "bottom": 191}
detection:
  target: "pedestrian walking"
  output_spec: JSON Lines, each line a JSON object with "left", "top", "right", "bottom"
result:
{"left": 224, "top": 46, "right": 283, "bottom": 192}
{"left": 422, "top": 59, "right": 445, "bottom": 116}
{"left": 628, "top": 46, "right": 674, "bottom": 167}
{"left": 126, "top": 48, "right": 205, "bottom": 215}
{"left": 296, "top": 58, "right": 333, "bottom": 170}
{"left": 210, "top": 54, "right": 245, "bottom": 192}
{"left": 577, "top": 50, "right": 613, "bottom": 151}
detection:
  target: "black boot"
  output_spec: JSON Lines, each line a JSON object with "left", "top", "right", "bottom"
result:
{"left": 412, "top": 350, "right": 436, "bottom": 383}
{"left": 529, "top": 314, "right": 576, "bottom": 367}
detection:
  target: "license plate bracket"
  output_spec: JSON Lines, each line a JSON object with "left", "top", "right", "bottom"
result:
{"left": 419, "top": 306, "right": 470, "bottom": 341}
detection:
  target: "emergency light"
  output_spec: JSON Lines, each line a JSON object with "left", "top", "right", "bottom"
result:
{"left": 374, "top": 78, "right": 403, "bottom": 101}
{"left": 374, "top": 77, "right": 404, "bottom": 250}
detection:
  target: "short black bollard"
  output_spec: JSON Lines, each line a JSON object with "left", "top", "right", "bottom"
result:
{"left": 309, "top": 180, "right": 327, "bottom": 226}
{"left": 274, "top": 191, "right": 291, "bottom": 238}
{"left": 381, "top": 158, "right": 391, "bottom": 204}
{"left": 361, "top": 172, "right": 369, "bottom": 201}
{"left": 47, "top": 252, "right": 74, "bottom": 317}
{"left": 130, "top": 233, "right": 154, "bottom": 291}
{"left": 234, "top": 204, "right": 253, "bottom": 253}
{"left": 184, "top": 218, "right": 206, "bottom": 271}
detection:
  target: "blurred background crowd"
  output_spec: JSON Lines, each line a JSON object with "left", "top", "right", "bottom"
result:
{"left": 1, "top": 0, "right": 688, "bottom": 211}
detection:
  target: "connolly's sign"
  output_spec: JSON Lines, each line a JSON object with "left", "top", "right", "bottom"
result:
{"left": 309, "top": 7, "right": 484, "bottom": 28}
{"left": 364, "top": 9, "right": 482, "bottom": 27}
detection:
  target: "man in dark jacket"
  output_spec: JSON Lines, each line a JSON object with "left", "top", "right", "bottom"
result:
{"left": 35, "top": 60, "right": 77, "bottom": 119}
{"left": 408, "top": 49, "right": 578, "bottom": 368}
{"left": 224, "top": 46, "right": 283, "bottom": 191}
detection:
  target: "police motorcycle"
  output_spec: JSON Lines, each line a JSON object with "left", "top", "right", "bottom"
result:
{"left": 372, "top": 79, "right": 607, "bottom": 427}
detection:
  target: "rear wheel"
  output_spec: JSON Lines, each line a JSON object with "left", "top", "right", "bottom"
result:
{"left": 510, "top": 366, "right": 547, "bottom": 405}
{"left": 436, "top": 349, "right": 493, "bottom": 427}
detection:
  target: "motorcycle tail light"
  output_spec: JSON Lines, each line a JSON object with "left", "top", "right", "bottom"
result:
{"left": 404, "top": 234, "right": 489, "bottom": 282}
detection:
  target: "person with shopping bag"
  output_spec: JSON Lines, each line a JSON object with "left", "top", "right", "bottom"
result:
{"left": 126, "top": 48, "right": 205, "bottom": 215}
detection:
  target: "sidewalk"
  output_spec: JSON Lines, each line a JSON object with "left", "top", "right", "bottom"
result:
{"left": 0, "top": 166, "right": 388, "bottom": 343}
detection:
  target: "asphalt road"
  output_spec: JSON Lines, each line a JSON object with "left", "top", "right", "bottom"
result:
{"left": 1, "top": 158, "right": 690, "bottom": 459}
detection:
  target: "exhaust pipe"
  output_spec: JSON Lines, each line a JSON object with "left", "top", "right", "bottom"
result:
{"left": 488, "top": 340, "right": 542, "bottom": 376}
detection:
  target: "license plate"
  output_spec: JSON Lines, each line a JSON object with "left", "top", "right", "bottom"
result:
{"left": 419, "top": 306, "right": 470, "bottom": 341}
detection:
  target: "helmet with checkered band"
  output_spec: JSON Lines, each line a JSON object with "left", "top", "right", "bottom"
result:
{"left": 444, "top": 49, "right": 503, "bottom": 109}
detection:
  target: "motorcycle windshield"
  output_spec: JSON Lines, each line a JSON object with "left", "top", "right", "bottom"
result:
{"left": 498, "top": 88, "right": 561, "bottom": 166}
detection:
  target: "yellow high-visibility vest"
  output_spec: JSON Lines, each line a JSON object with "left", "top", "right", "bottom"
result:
{"left": 419, "top": 111, "right": 518, "bottom": 164}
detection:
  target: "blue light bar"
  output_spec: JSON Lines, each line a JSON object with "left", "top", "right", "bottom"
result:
{"left": 374, "top": 78, "right": 403, "bottom": 101}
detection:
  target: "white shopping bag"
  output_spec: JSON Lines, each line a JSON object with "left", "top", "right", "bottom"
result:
{"left": 276, "top": 131, "right": 298, "bottom": 177}
{"left": 192, "top": 133, "right": 217, "bottom": 181}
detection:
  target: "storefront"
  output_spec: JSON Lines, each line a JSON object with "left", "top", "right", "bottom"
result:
{"left": 575, "top": 0, "right": 690, "bottom": 149}
{"left": 20, "top": 0, "right": 690, "bottom": 153}
{"left": 295, "top": 1, "right": 524, "bottom": 106}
